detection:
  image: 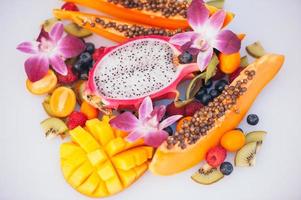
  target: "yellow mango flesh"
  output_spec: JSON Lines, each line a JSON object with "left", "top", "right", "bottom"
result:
{"left": 60, "top": 117, "right": 153, "bottom": 197}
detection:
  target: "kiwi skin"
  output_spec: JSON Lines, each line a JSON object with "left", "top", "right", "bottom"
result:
{"left": 245, "top": 131, "right": 267, "bottom": 143}
{"left": 64, "top": 23, "right": 92, "bottom": 38}
{"left": 235, "top": 142, "right": 260, "bottom": 167}
{"left": 246, "top": 41, "right": 266, "bottom": 58}
{"left": 40, "top": 117, "right": 68, "bottom": 138}
{"left": 191, "top": 164, "right": 224, "bottom": 185}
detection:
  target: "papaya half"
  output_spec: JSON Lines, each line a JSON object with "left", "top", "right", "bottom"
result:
{"left": 53, "top": 9, "right": 181, "bottom": 43}
{"left": 150, "top": 54, "right": 285, "bottom": 176}
{"left": 61, "top": 0, "right": 234, "bottom": 29}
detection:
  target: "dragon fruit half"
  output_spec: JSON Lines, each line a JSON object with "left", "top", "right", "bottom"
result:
{"left": 86, "top": 36, "right": 199, "bottom": 111}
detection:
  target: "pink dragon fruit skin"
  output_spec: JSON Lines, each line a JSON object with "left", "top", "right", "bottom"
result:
{"left": 87, "top": 35, "right": 199, "bottom": 110}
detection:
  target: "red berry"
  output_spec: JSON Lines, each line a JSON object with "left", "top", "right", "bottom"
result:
{"left": 61, "top": 2, "right": 79, "bottom": 11}
{"left": 57, "top": 65, "right": 78, "bottom": 84}
{"left": 67, "top": 111, "right": 88, "bottom": 130}
{"left": 229, "top": 67, "right": 243, "bottom": 83}
{"left": 206, "top": 146, "right": 227, "bottom": 167}
{"left": 92, "top": 47, "right": 105, "bottom": 62}
{"left": 184, "top": 101, "right": 203, "bottom": 116}
{"left": 212, "top": 67, "right": 225, "bottom": 81}
{"left": 166, "top": 102, "right": 185, "bottom": 116}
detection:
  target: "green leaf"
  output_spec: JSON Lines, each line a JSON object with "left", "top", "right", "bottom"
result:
{"left": 205, "top": 54, "right": 219, "bottom": 83}
{"left": 185, "top": 72, "right": 206, "bottom": 100}
{"left": 206, "top": 0, "right": 225, "bottom": 9}
{"left": 240, "top": 56, "right": 249, "bottom": 68}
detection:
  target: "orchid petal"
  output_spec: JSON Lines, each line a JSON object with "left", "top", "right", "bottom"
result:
{"left": 212, "top": 30, "right": 241, "bottom": 54}
{"left": 197, "top": 48, "right": 214, "bottom": 71}
{"left": 24, "top": 54, "right": 49, "bottom": 82}
{"left": 49, "top": 54, "right": 67, "bottom": 75}
{"left": 126, "top": 129, "right": 144, "bottom": 142}
{"left": 206, "top": 10, "right": 226, "bottom": 36}
{"left": 17, "top": 42, "right": 38, "bottom": 54}
{"left": 159, "top": 115, "right": 182, "bottom": 130}
{"left": 144, "top": 130, "right": 168, "bottom": 148}
{"left": 36, "top": 27, "right": 50, "bottom": 42}
{"left": 109, "top": 112, "right": 140, "bottom": 132}
{"left": 152, "top": 105, "right": 166, "bottom": 122}
{"left": 169, "top": 32, "right": 198, "bottom": 46}
{"left": 50, "top": 22, "right": 64, "bottom": 42}
{"left": 139, "top": 96, "right": 153, "bottom": 121}
{"left": 57, "top": 35, "right": 85, "bottom": 58}
{"left": 187, "top": 0, "right": 209, "bottom": 32}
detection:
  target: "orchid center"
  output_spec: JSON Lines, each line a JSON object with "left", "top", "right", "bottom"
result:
{"left": 195, "top": 37, "right": 209, "bottom": 51}
{"left": 39, "top": 37, "right": 55, "bottom": 53}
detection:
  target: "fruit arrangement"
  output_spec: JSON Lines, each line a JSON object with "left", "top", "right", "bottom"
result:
{"left": 17, "top": 0, "right": 285, "bottom": 197}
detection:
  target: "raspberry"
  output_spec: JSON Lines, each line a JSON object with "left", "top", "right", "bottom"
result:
{"left": 67, "top": 111, "right": 88, "bottom": 130}
{"left": 92, "top": 47, "right": 105, "bottom": 62}
{"left": 166, "top": 102, "right": 185, "bottom": 116}
{"left": 206, "top": 146, "right": 227, "bottom": 167}
{"left": 229, "top": 67, "right": 243, "bottom": 83}
{"left": 184, "top": 101, "right": 203, "bottom": 116}
{"left": 57, "top": 65, "right": 78, "bottom": 84}
{"left": 61, "top": 2, "right": 79, "bottom": 11}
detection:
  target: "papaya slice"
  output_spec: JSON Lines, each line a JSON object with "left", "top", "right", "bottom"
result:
{"left": 60, "top": 117, "right": 154, "bottom": 197}
{"left": 53, "top": 9, "right": 183, "bottom": 43}
{"left": 62, "top": 0, "right": 234, "bottom": 29}
{"left": 150, "top": 54, "right": 285, "bottom": 175}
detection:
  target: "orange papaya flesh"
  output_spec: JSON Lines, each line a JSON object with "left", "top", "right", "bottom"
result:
{"left": 150, "top": 54, "right": 285, "bottom": 176}
{"left": 62, "top": 0, "right": 234, "bottom": 29}
{"left": 53, "top": 9, "right": 183, "bottom": 43}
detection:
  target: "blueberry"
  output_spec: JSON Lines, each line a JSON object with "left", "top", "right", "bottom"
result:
{"left": 204, "top": 79, "right": 213, "bottom": 88}
{"left": 195, "top": 87, "right": 207, "bottom": 101}
{"left": 73, "top": 60, "right": 84, "bottom": 73}
{"left": 199, "top": 93, "right": 212, "bottom": 106}
{"left": 220, "top": 162, "right": 233, "bottom": 175}
{"left": 215, "top": 79, "right": 228, "bottom": 93}
{"left": 247, "top": 114, "right": 259, "bottom": 125}
{"left": 164, "top": 126, "right": 174, "bottom": 136}
{"left": 85, "top": 42, "right": 95, "bottom": 54}
{"left": 79, "top": 52, "right": 93, "bottom": 65}
{"left": 209, "top": 89, "right": 220, "bottom": 98}
{"left": 178, "top": 51, "right": 193, "bottom": 64}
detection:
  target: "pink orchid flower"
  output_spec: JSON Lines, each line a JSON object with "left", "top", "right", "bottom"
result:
{"left": 170, "top": 0, "right": 241, "bottom": 71}
{"left": 109, "top": 97, "right": 182, "bottom": 148}
{"left": 17, "top": 22, "right": 85, "bottom": 82}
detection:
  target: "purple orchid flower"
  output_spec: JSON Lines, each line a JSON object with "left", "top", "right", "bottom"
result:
{"left": 17, "top": 22, "right": 85, "bottom": 82}
{"left": 170, "top": 0, "right": 241, "bottom": 71}
{"left": 109, "top": 97, "right": 182, "bottom": 148}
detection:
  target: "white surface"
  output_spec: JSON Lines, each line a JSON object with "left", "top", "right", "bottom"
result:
{"left": 1, "top": 0, "right": 301, "bottom": 199}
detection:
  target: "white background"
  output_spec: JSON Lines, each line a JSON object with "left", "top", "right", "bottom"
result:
{"left": 1, "top": 0, "right": 301, "bottom": 199}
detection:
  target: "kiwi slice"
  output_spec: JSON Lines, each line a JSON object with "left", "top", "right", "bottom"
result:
{"left": 40, "top": 117, "right": 68, "bottom": 138}
{"left": 240, "top": 56, "right": 249, "bottom": 68}
{"left": 42, "top": 95, "right": 56, "bottom": 117}
{"left": 64, "top": 23, "right": 92, "bottom": 38}
{"left": 73, "top": 80, "right": 87, "bottom": 104}
{"left": 246, "top": 42, "right": 266, "bottom": 58}
{"left": 206, "top": 0, "right": 225, "bottom": 9}
{"left": 191, "top": 164, "right": 224, "bottom": 185}
{"left": 246, "top": 131, "right": 267, "bottom": 144}
{"left": 43, "top": 18, "right": 59, "bottom": 32}
{"left": 235, "top": 142, "right": 261, "bottom": 167}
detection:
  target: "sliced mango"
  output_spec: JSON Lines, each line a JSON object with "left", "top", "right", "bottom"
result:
{"left": 77, "top": 172, "right": 100, "bottom": 195}
{"left": 60, "top": 116, "right": 153, "bottom": 197}
{"left": 70, "top": 126, "right": 100, "bottom": 153}
{"left": 87, "top": 149, "right": 107, "bottom": 166}
{"left": 105, "top": 137, "right": 126, "bottom": 157}
{"left": 60, "top": 142, "right": 85, "bottom": 159}
{"left": 86, "top": 118, "right": 115, "bottom": 145}
{"left": 68, "top": 161, "right": 94, "bottom": 188}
